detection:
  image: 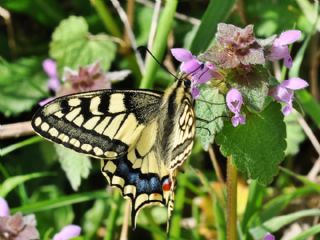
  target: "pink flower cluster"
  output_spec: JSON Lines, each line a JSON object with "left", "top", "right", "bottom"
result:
{"left": 0, "top": 197, "right": 81, "bottom": 240}
{"left": 170, "top": 28, "right": 308, "bottom": 127}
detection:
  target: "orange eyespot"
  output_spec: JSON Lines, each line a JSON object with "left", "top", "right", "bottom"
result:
{"left": 162, "top": 178, "right": 172, "bottom": 191}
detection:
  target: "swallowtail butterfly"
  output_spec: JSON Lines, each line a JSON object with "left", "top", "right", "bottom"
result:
{"left": 32, "top": 77, "right": 195, "bottom": 227}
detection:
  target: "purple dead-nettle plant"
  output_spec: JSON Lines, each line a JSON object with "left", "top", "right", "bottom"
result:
{"left": 41, "top": 59, "right": 130, "bottom": 105}
{"left": 0, "top": 197, "right": 40, "bottom": 240}
{"left": 171, "top": 23, "right": 308, "bottom": 130}
{"left": 0, "top": 197, "right": 81, "bottom": 240}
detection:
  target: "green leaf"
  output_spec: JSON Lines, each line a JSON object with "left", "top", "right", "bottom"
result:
{"left": 280, "top": 167, "right": 320, "bottom": 192}
{"left": 54, "top": 144, "right": 92, "bottom": 191}
{"left": 216, "top": 102, "right": 286, "bottom": 185}
{"left": 284, "top": 112, "right": 305, "bottom": 155}
{"left": 50, "top": 16, "right": 116, "bottom": 74}
{"left": 241, "top": 180, "right": 267, "bottom": 235}
{"left": 83, "top": 199, "right": 107, "bottom": 239}
{"left": 195, "top": 85, "right": 227, "bottom": 150}
{"left": 249, "top": 186, "right": 316, "bottom": 228}
{"left": 291, "top": 224, "right": 320, "bottom": 240}
{"left": 189, "top": 0, "right": 236, "bottom": 54}
{"left": 231, "top": 66, "right": 270, "bottom": 112}
{"left": 0, "top": 57, "right": 49, "bottom": 117}
{"left": 11, "top": 190, "right": 108, "bottom": 214}
{"left": 0, "top": 172, "right": 52, "bottom": 197}
{"left": 249, "top": 209, "right": 320, "bottom": 239}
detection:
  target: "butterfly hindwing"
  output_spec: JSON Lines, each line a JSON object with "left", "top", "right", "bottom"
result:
{"left": 32, "top": 90, "right": 162, "bottom": 159}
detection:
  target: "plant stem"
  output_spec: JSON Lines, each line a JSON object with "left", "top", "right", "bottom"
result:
{"left": 140, "top": 0, "right": 178, "bottom": 89}
{"left": 91, "top": 0, "right": 121, "bottom": 38}
{"left": 226, "top": 156, "right": 237, "bottom": 240}
{"left": 104, "top": 191, "right": 121, "bottom": 240}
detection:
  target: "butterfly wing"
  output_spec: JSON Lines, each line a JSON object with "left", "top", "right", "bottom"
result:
{"left": 32, "top": 89, "right": 162, "bottom": 159}
{"left": 32, "top": 89, "right": 168, "bottom": 227}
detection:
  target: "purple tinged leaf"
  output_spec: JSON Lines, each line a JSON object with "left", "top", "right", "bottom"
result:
{"left": 53, "top": 224, "right": 81, "bottom": 240}
{"left": 0, "top": 198, "right": 9, "bottom": 217}
{"left": 0, "top": 213, "right": 40, "bottom": 240}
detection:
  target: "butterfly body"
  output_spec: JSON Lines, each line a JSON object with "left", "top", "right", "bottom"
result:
{"left": 32, "top": 78, "right": 195, "bottom": 227}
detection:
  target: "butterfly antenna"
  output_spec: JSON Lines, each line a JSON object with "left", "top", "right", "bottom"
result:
{"left": 137, "top": 46, "right": 179, "bottom": 80}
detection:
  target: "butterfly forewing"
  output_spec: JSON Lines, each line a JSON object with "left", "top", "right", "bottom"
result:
{"left": 32, "top": 90, "right": 162, "bottom": 159}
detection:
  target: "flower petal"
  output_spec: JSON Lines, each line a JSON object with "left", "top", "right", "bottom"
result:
{"left": 43, "top": 59, "right": 57, "bottom": 78}
{"left": 191, "top": 86, "right": 200, "bottom": 99}
{"left": 282, "top": 103, "right": 293, "bottom": 116}
{"left": 192, "top": 67, "right": 212, "bottom": 84}
{"left": 53, "top": 224, "right": 81, "bottom": 240}
{"left": 231, "top": 115, "right": 240, "bottom": 127}
{"left": 39, "top": 97, "right": 55, "bottom": 106}
{"left": 280, "top": 78, "right": 309, "bottom": 90}
{"left": 0, "top": 197, "right": 10, "bottom": 217}
{"left": 268, "top": 45, "right": 289, "bottom": 61}
{"left": 271, "top": 86, "right": 293, "bottom": 103}
{"left": 171, "top": 48, "right": 194, "bottom": 62}
{"left": 237, "top": 113, "right": 246, "bottom": 125}
{"left": 181, "top": 59, "right": 201, "bottom": 74}
{"left": 276, "top": 30, "right": 301, "bottom": 45}
{"left": 264, "top": 233, "right": 275, "bottom": 240}
{"left": 283, "top": 54, "right": 293, "bottom": 68}
{"left": 226, "top": 88, "right": 243, "bottom": 113}
{"left": 48, "top": 77, "right": 61, "bottom": 92}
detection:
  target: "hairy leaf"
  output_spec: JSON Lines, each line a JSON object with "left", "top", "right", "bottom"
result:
{"left": 216, "top": 102, "right": 286, "bottom": 185}
{"left": 0, "top": 57, "right": 48, "bottom": 117}
{"left": 55, "top": 144, "right": 92, "bottom": 191}
{"left": 50, "top": 16, "right": 116, "bottom": 74}
{"left": 195, "top": 85, "right": 227, "bottom": 150}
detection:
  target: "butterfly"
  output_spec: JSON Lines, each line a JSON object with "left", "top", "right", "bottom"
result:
{"left": 31, "top": 76, "right": 195, "bottom": 228}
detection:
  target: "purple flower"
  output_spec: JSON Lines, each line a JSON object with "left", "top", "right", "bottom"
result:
{"left": 267, "top": 30, "right": 301, "bottom": 68}
{"left": 53, "top": 224, "right": 81, "bottom": 240}
{"left": 270, "top": 77, "right": 308, "bottom": 115}
{"left": 171, "top": 48, "right": 220, "bottom": 98}
{"left": 264, "top": 233, "right": 275, "bottom": 240}
{"left": 226, "top": 88, "right": 246, "bottom": 127}
{"left": 0, "top": 198, "right": 9, "bottom": 217}
{"left": 43, "top": 59, "right": 61, "bottom": 92}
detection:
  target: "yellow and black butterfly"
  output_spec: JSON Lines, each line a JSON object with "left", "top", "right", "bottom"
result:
{"left": 31, "top": 76, "right": 195, "bottom": 227}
